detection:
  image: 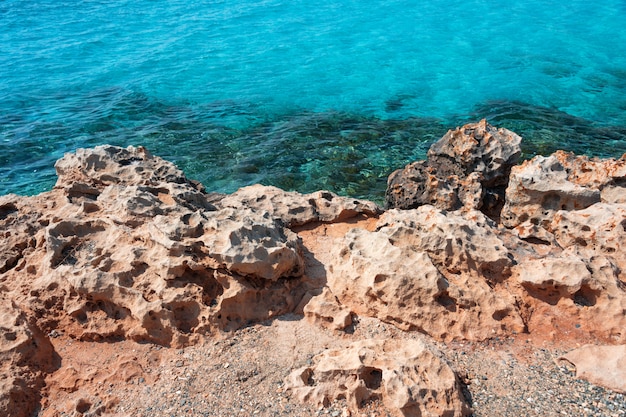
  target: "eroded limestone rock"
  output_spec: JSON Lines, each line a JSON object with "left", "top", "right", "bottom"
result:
{"left": 501, "top": 151, "right": 626, "bottom": 229}
{"left": 0, "top": 296, "right": 56, "bottom": 417}
{"left": 3, "top": 128, "right": 626, "bottom": 415}
{"left": 512, "top": 252, "right": 626, "bottom": 341}
{"left": 302, "top": 287, "right": 353, "bottom": 331}
{"left": 386, "top": 119, "right": 521, "bottom": 215}
{"left": 325, "top": 207, "right": 524, "bottom": 341}
{"left": 377, "top": 207, "right": 513, "bottom": 282}
{"left": 286, "top": 339, "right": 471, "bottom": 417}
{"left": 2, "top": 146, "right": 309, "bottom": 349}
{"left": 219, "top": 184, "right": 382, "bottom": 227}
{"left": 550, "top": 203, "right": 626, "bottom": 271}
{"left": 516, "top": 255, "right": 593, "bottom": 299}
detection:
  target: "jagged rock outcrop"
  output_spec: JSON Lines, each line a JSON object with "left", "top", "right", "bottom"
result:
{"left": 0, "top": 145, "right": 384, "bottom": 416}
{"left": 385, "top": 119, "right": 522, "bottom": 216}
{"left": 501, "top": 150, "right": 626, "bottom": 230}
{"left": 495, "top": 150, "right": 626, "bottom": 341}
{"left": 325, "top": 207, "right": 524, "bottom": 341}
{"left": 0, "top": 145, "right": 380, "bottom": 349}
{"left": 286, "top": 339, "right": 471, "bottom": 417}
{"left": 3, "top": 121, "right": 626, "bottom": 415}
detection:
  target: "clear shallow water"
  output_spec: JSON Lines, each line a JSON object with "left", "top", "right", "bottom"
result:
{"left": 2, "top": 0, "right": 626, "bottom": 202}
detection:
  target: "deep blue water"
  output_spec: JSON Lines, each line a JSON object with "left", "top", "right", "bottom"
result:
{"left": 2, "top": 0, "right": 626, "bottom": 202}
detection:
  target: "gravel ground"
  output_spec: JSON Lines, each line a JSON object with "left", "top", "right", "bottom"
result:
{"left": 40, "top": 315, "right": 626, "bottom": 417}
{"left": 445, "top": 338, "right": 626, "bottom": 417}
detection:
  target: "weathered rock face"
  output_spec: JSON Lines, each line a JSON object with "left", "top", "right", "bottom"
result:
{"left": 3, "top": 123, "right": 626, "bottom": 415}
{"left": 496, "top": 150, "right": 626, "bottom": 342}
{"left": 0, "top": 145, "right": 381, "bottom": 348}
{"left": 501, "top": 150, "right": 626, "bottom": 230}
{"left": 512, "top": 251, "right": 626, "bottom": 341}
{"left": 0, "top": 145, "right": 388, "bottom": 416}
{"left": 286, "top": 339, "right": 471, "bottom": 417}
{"left": 0, "top": 295, "right": 57, "bottom": 417}
{"left": 385, "top": 119, "right": 522, "bottom": 216}
{"left": 220, "top": 184, "right": 382, "bottom": 228}
{"left": 325, "top": 207, "right": 524, "bottom": 341}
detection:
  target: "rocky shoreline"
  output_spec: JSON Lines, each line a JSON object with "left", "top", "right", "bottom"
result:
{"left": 1, "top": 120, "right": 625, "bottom": 416}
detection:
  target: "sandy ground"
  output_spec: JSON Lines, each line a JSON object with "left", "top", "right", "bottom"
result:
{"left": 37, "top": 315, "right": 625, "bottom": 417}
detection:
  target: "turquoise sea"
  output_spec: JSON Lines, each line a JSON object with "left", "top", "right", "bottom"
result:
{"left": 2, "top": 0, "right": 626, "bottom": 202}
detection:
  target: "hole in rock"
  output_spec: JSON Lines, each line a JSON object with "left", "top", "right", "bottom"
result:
{"left": 72, "top": 310, "right": 88, "bottom": 323}
{"left": 75, "top": 399, "right": 92, "bottom": 414}
{"left": 82, "top": 202, "right": 100, "bottom": 213}
{"left": 66, "top": 183, "right": 100, "bottom": 203}
{"left": 118, "top": 156, "right": 143, "bottom": 166}
{"left": 521, "top": 236, "right": 551, "bottom": 246}
{"left": 574, "top": 238, "right": 588, "bottom": 247}
{"left": 523, "top": 285, "right": 562, "bottom": 306}
{"left": 373, "top": 274, "right": 387, "bottom": 284}
{"left": 167, "top": 301, "right": 200, "bottom": 334}
{"left": 0, "top": 254, "right": 19, "bottom": 274}
{"left": 167, "top": 266, "right": 223, "bottom": 307}
{"left": 118, "top": 262, "right": 148, "bottom": 288}
{"left": 435, "top": 292, "right": 457, "bottom": 312}
{"left": 301, "top": 368, "right": 315, "bottom": 386}
{"left": 360, "top": 367, "right": 383, "bottom": 390}
{"left": 541, "top": 193, "right": 561, "bottom": 210}
{"left": 44, "top": 296, "right": 62, "bottom": 310}
{"left": 573, "top": 285, "right": 599, "bottom": 307}
{"left": 0, "top": 203, "right": 18, "bottom": 220}
{"left": 76, "top": 299, "right": 130, "bottom": 323}
{"left": 492, "top": 309, "right": 509, "bottom": 321}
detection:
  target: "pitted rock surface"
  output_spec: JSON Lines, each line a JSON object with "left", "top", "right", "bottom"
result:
{"left": 385, "top": 119, "right": 521, "bottom": 215}
{"left": 286, "top": 338, "right": 471, "bottom": 417}
{"left": 324, "top": 207, "right": 524, "bottom": 341}
{"left": 2, "top": 123, "right": 626, "bottom": 416}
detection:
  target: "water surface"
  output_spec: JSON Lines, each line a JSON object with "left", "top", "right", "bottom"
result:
{"left": 2, "top": 0, "right": 626, "bottom": 201}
